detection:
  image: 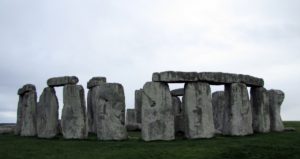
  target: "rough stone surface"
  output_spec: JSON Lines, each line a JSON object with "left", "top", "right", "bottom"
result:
{"left": 212, "top": 91, "right": 226, "bottom": 133}
{"left": 0, "top": 124, "right": 15, "bottom": 134}
{"left": 17, "top": 84, "right": 36, "bottom": 95}
{"left": 268, "top": 89, "right": 285, "bottom": 132}
{"left": 87, "top": 89, "right": 96, "bottom": 133}
{"left": 172, "top": 96, "right": 185, "bottom": 134}
{"left": 17, "top": 90, "right": 37, "bottom": 136}
{"left": 251, "top": 87, "right": 270, "bottom": 133}
{"left": 37, "top": 87, "right": 59, "bottom": 138}
{"left": 152, "top": 71, "right": 264, "bottom": 87}
{"left": 171, "top": 88, "right": 184, "bottom": 96}
{"left": 135, "top": 89, "right": 143, "bottom": 124}
{"left": 183, "top": 82, "right": 215, "bottom": 139}
{"left": 223, "top": 83, "right": 253, "bottom": 136}
{"left": 61, "top": 84, "right": 87, "bottom": 139}
{"left": 153, "top": 71, "right": 198, "bottom": 83}
{"left": 47, "top": 76, "right": 79, "bottom": 87}
{"left": 87, "top": 77, "right": 106, "bottom": 89}
{"left": 142, "top": 82, "right": 175, "bottom": 141}
{"left": 126, "top": 109, "right": 140, "bottom": 131}
{"left": 93, "top": 83, "right": 127, "bottom": 140}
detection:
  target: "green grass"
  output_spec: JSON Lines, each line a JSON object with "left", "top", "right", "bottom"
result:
{"left": 1, "top": 121, "right": 300, "bottom": 159}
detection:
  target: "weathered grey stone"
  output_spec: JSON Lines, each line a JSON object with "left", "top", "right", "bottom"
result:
{"left": 20, "top": 91, "right": 37, "bottom": 136}
{"left": 135, "top": 89, "right": 143, "bottom": 124}
{"left": 87, "top": 77, "right": 106, "bottom": 89}
{"left": 153, "top": 71, "right": 198, "bottom": 83}
{"left": 0, "top": 124, "right": 15, "bottom": 134}
{"left": 212, "top": 91, "right": 226, "bottom": 133}
{"left": 47, "top": 76, "right": 79, "bottom": 87}
{"left": 142, "top": 82, "right": 174, "bottom": 141}
{"left": 87, "top": 89, "right": 96, "bottom": 133}
{"left": 284, "top": 127, "right": 296, "bottom": 131}
{"left": 251, "top": 87, "right": 270, "bottom": 133}
{"left": 61, "top": 85, "right": 87, "bottom": 139}
{"left": 93, "top": 83, "right": 127, "bottom": 140}
{"left": 268, "top": 89, "right": 285, "bottom": 132}
{"left": 172, "top": 96, "right": 185, "bottom": 134}
{"left": 126, "top": 109, "right": 140, "bottom": 131}
{"left": 183, "top": 82, "right": 215, "bottom": 139}
{"left": 171, "top": 88, "right": 184, "bottom": 96}
{"left": 17, "top": 84, "right": 36, "bottom": 95}
{"left": 152, "top": 71, "right": 264, "bottom": 87}
{"left": 15, "top": 96, "right": 23, "bottom": 135}
{"left": 223, "top": 83, "right": 253, "bottom": 136}
{"left": 37, "top": 87, "right": 59, "bottom": 138}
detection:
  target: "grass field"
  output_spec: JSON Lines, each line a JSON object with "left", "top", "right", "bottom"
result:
{"left": 0, "top": 121, "right": 299, "bottom": 159}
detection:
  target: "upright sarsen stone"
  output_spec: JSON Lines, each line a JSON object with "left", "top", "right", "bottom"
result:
{"left": 183, "top": 82, "right": 215, "bottom": 139}
{"left": 126, "top": 109, "right": 139, "bottom": 131}
{"left": 37, "top": 87, "right": 59, "bottom": 138}
{"left": 268, "top": 89, "right": 285, "bottom": 132}
{"left": 135, "top": 89, "right": 143, "bottom": 124}
{"left": 251, "top": 87, "right": 270, "bottom": 133}
{"left": 172, "top": 96, "right": 185, "bottom": 134}
{"left": 93, "top": 83, "right": 127, "bottom": 140}
{"left": 61, "top": 85, "right": 87, "bottom": 139}
{"left": 212, "top": 91, "right": 225, "bottom": 133}
{"left": 142, "top": 82, "right": 174, "bottom": 141}
{"left": 223, "top": 83, "right": 253, "bottom": 136}
{"left": 87, "top": 77, "right": 106, "bottom": 133}
{"left": 15, "top": 84, "right": 37, "bottom": 136}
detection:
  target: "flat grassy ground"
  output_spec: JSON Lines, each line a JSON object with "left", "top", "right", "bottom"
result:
{"left": 0, "top": 121, "right": 299, "bottom": 159}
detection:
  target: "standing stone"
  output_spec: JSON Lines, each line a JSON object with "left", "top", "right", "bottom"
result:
{"left": 93, "top": 83, "right": 127, "bottom": 140}
{"left": 183, "top": 82, "right": 215, "bottom": 139}
{"left": 37, "top": 87, "right": 59, "bottom": 138}
{"left": 212, "top": 91, "right": 225, "bottom": 133}
{"left": 268, "top": 89, "right": 285, "bottom": 132}
{"left": 251, "top": 87, "right": 270, "bottom": 133}
{"left": 87, "top": 77, "right": 106, "bottom": 133}
{"left": 142, "top": 82, "right": 174, "bottom": 141}
{"left": 61, "top": 85, "right": 87, "bottom": 139}
{"left": 223, "top": 83, "right": 253, "bottom": 136}
{"left": 172, "top": 96, "right": 185, "bottom": 134}
{"left": 15, "top": 84, "right": 37, "bottom": 136}
{"left": 126, "top": 109, "right": 139, "bottom": 131}
{"left": 135, "top": 89, "right": 143, "bottom": 124}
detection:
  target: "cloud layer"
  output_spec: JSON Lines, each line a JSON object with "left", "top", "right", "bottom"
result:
{"left": 1, "top": 0, "right": 300, "bottom": 122}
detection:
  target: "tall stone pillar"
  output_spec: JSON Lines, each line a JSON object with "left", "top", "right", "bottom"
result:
{"left": 172, "top": 96, "right": 185, "bottom": 134}
{"left": 141, "top": 82, "right": 174, "bottom": 141}
{"left": 212, "top": 91, "right": 225, "bottom": 133}
{"left": 268, "top": 89, "right": 285, "bottom": 132}
{"left": 223, "top": 83, "right": 253, "bottom": 136}
{"left": 183, "top": 82, "right": 215, "bottom": 139}
{"left": 37, "top": 87, "right": 59, "bottom": 138}
{"left": 251, "top": 87, "right": 270, "bottom": 133}
{"left": 61, "top": 84, "right": 87, "bottom": 139}
{"left": 86, "top": 77, "right": 106, "bottom": 133}
{"left": 135, "top": 89, "right": 143, "bottom": 124}
{"left": 15, "top": 84, "right": 37, "bottom": 136}
{"left": 94, "top": 83, "right": 127, "bottom": 140}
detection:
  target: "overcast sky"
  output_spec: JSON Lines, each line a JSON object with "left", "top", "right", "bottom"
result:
{"left": 0, "top": 0, "right": 299, "bottom": 123}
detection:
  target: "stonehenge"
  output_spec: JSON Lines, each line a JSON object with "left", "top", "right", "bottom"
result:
{"left": 183, "top": 82, "right": 215, "bottom": 138}
{"left": 16, "top": 84, "right": 37, "bottom": 136}
{"left": 61, "top": 84, "right": 87, "bottom": 139}
{"left": 141, "top": 82, "right": 175, "bottom": 141}
{"left": 37, "top": 87, "right": 59, "bottom": 138}
{"left": 15, "top": 71, "right": 286, "bottom": 142}
{"left": 93, "top": 83, "right": 127, "bottom": 140}
{"left": 87, "top": 77, "right": 107, "bottom": 133}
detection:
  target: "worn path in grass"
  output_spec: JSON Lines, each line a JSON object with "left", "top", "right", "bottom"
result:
{"left": 0, "top": 122, "right": 299, "bottom": 159}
